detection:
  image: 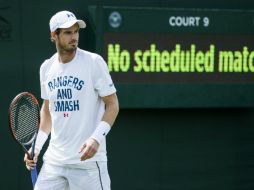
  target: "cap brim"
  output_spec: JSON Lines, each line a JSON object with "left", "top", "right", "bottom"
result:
{"left": 59, "top": 19, "right": 86, "bottom": 29}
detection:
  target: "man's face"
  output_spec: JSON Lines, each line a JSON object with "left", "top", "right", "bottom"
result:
{"left": 54, "top": 23, "right": 80, "bottom": 52}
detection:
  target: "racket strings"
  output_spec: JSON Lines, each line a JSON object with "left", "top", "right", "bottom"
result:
{"left": 11, "top": 96, "right": 39, "bottom": 144}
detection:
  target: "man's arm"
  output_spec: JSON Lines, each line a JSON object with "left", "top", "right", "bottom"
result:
{"left": 80, "top": 93, "right": 119, "bottom": 161}
{"left": 101, "top": 93, "right": 119, "bottom": 126}
{"left": 39, "top": 100, "right": 52, "bottom": 134}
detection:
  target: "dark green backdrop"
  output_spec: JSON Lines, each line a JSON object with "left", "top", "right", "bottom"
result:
{"left": 1, "top": 0, "right": 254, "bottom": 189}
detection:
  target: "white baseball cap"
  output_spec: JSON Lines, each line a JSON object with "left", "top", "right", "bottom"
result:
{"left": 49, "top": 10, "right": 86, "bottom": 32}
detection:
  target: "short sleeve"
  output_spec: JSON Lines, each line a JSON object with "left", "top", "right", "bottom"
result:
{"left": 92, "top": 55, "right": 116, "bottom": 97}
{"left": 40, "top": 61, "right": 49, "bottom": 100}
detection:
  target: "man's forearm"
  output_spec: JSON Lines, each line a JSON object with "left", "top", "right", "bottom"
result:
{"left": 40, "top": 100, "right": 52, "bottom": 134}
{"left": 101, "top": 93, "right": 119, "bottom": 127}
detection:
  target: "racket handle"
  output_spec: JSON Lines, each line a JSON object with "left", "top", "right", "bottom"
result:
{"left": 31, "top": 167, "right": 38, "bottom": 188}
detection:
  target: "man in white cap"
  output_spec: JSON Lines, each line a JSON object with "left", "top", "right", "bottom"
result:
{"left": 24, "top": 10, "right": 119, "bottom": 190}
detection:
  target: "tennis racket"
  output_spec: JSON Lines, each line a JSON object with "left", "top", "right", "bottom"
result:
{"left": 9, "top": 92, "right": 40, "bottom": 188}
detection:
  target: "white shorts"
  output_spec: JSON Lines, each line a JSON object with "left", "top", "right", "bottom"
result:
{"left": 34, "top": 161, "right": 111, "bottom": 190}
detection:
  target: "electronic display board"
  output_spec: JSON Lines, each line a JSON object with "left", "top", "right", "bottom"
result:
{"left": 88, "top": 6, "right": 254, "bottom": 108}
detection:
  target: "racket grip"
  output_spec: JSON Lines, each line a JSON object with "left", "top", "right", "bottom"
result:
{"left": 31, "top": 167, "right": 38, "bottom": 188}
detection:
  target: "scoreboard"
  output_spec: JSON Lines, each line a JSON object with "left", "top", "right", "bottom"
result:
{"left": 88, "top": 6, "right": 254, "bottom": 108}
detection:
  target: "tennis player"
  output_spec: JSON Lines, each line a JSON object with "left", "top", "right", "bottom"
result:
{"left": 24, "top": 10, "right": 119, "bottom": 190}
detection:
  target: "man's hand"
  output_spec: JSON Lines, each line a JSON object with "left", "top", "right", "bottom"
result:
{"left": 79, "top": 138, "right": 99, "bottom": 161}
{"left": 24, "top": 149, "right": 39, "bottom": 171}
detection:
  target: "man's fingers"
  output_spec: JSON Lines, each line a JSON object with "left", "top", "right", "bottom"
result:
{"left": 24, "top": 151, "right": 37, "bottom": 171}
{"left": 25, "top": 159, "right": 36, "bottom": 165}
{"left": 79, "top": 138, "right": 99, "bottom": 161}
{"left": 26, "top": 164, "right": 36, "bottom": 171}
{"left": 80, "top": 146, "right": 97, "bottom": 161}
{"left": 80, "top": 145, "right": 90, "bottom": 160}
{"left": 25, "top": 160, "right": 37, "bottom": 171}
{"left": 79, "top": 143, "right": 86, "bottom": 153}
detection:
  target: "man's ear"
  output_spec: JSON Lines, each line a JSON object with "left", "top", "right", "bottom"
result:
{"left": 50, "top": 31, "right": 57, "bottom": 42}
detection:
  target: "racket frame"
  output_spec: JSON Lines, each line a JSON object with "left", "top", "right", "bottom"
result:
{"left": 8, "top": 92, "right": 40, "bottom": 187}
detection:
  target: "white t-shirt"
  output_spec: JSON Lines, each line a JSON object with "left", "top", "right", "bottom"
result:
{"left": 40, "top": 48, "right": 116, "bottom": 166}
